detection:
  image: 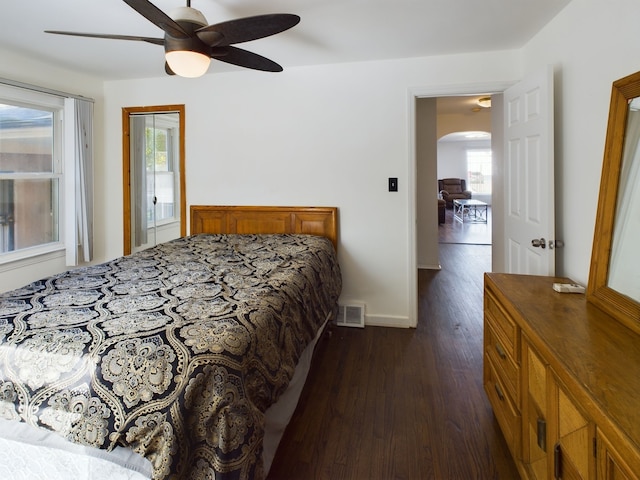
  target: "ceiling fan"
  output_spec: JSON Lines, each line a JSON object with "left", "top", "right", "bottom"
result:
{"left": 45, "top": 0, "right": 300, "bottom": 77}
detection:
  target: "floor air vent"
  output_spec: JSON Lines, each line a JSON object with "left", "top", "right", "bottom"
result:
{"left": 337, "top": 303, "right": 365, "bottom": 328}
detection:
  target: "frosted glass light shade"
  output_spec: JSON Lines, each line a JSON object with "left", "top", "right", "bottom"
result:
{"left": 477, "top": 97, "right": 492, "bottom": 108}
{"left": 166, "top": 50, "right": 210, "bottom": 78}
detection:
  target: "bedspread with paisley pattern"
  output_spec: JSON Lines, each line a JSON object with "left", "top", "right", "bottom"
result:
{"left": 0, "top": 234, "right": 342, "bottom": 480}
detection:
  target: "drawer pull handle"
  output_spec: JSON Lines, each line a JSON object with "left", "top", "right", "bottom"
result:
{"left": 494, "top": 383, "right": 505, "bottom": 401}
{"left": 537, "top": 418, "right": 547, "bottom": 452}
{"left": 495, "top": 342, "right": 507, "bottom": 359}
{"left": 554, "top": 443, "right": 562, "bottom": 479}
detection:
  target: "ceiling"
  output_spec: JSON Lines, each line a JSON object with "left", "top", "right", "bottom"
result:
{"left": 437, "top": 96, "right": 493, "bottom": 142}
{"left": 437, "top": 95, "right": 492, "bottom": 116}
{"left": 1, "top": 0, "right": 571, "bottom": 81}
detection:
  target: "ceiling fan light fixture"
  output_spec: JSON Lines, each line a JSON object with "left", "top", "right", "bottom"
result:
{"left": 165, "top": 50, "right": 210, "bottom": 77}
{"left": 169, "top": 6, "right": 208, "bottom": 26}
{"left": 45, "top": 1, "right": 300, "bottom": 76}
{"left": 477, "top": 96, "right": 492, "bottom": 108}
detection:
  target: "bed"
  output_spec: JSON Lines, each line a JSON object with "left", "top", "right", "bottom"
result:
{"left": 0, "top": 205, "right": 341, "bottom": 480}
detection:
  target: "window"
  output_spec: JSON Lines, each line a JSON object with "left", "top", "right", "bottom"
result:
{"left": 0, "top": 91, "right": 63, "bottom": 258}
{"left": 0, "top": 82, "right": 92, "bottom": 265}
{"left": 467, "top": 148, "right": 492, "bottom": 194}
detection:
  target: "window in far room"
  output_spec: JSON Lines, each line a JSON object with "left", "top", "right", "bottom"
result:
{"left": 467, "top": 148, "right": 492, "bottom": 194}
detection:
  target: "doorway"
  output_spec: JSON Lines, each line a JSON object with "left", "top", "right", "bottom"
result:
{"left": 410, "top": 70, "right": 555, "bottom": 325}
{"left": 436, "top": 98, "right": 493, "bottom": 246}
{"left": 122, "top": 105, "right": 186, "bottom": 255}
{"left": 408, "top": 82, "right": 510, "bottom": 326}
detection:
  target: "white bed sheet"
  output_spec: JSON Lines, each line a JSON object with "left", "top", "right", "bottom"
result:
{"left": 0, "top": 420, "right": 152, "bottom": 480}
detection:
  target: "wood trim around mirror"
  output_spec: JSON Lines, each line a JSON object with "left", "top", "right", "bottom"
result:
{"left": 587, "top": 71, "right": 640, "bottom": 334}
{"left": 122, "top": 105, "right": 186, "bottom": 256}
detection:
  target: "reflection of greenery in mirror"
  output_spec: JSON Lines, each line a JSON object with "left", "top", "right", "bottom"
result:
{"left": 122, "top": 105, "right": 185, "bottom": 256}
{"left": 587, "top": 72, "right": 640, "bottom": 334}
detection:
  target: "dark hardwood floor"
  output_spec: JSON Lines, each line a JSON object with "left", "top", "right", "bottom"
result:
{"left": 439, "top": 206, "right": 492, "bottom": 245}
{"left": 267, "top": 244, "right": 518, "bottom": 479}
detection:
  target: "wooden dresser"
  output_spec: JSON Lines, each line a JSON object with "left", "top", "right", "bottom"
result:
{"left": 483, "top": 273, "right": 640, "bottom": 479}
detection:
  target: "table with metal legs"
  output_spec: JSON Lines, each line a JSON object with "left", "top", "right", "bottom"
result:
{"left": 453, "top": 199, "right": 488, "bottom": 223}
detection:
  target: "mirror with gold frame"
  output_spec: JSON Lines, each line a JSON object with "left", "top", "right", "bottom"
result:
{"left": 587, "top": 70, "right": 640, "bottom": 334}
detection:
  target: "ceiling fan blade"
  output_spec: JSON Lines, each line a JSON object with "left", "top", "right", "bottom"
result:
{"left": 165, "top": 62, "right": 176, "bottom": 75}
{"left": 197, "top": 14, "right": 300, "bottom": 46}
{"left": 45, "top": 30, "right": 164, "bottom": 45}
{"left": 123, "top": 0, "right": 190, "bottom": 39}
{"left": 211, "top": 46, "right": 283, "bottom": 72}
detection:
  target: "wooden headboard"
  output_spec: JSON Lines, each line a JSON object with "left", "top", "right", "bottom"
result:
{"left": 190, "top": 206, "right": 339, "bottom": 250}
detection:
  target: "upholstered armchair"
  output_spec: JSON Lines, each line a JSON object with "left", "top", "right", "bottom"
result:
{"left": 438, "top": 178, "right": 472, "bottom": 208}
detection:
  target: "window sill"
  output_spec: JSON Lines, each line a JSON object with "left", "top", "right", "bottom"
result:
{"left": 0, "top": 244, "right": 66, "bottom": 272}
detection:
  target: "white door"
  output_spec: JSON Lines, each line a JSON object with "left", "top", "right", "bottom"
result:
{"left": 503, "top": 65, "right": 555, "bottom": 275}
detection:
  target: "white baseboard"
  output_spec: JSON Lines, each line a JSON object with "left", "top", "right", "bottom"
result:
{"left": 364, "top": 314, "right": 413, "bottom": 328}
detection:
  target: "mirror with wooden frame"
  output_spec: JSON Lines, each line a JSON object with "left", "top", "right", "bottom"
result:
{"left": 587, "top": 71, "right": 640, "bottom": 334}
{"left": 122, "top": 105, "right": 186, "bottom": 255}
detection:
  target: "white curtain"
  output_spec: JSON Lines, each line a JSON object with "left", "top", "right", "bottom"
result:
{"left": 131, "top": 116, "right": 148, "bottom": 247}
{"left": 64, "top": 98, "right": 94, "bottom": 265}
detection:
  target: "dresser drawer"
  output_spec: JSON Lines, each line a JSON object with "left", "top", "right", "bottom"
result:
{"left": 485, "top": 320, "right": 520, "bottom": 406}
{"left": 485, "top": 289, "right": 518, "bottom": 361}
{"left": 485, "top": 355, "right": 520, "bottom": 457}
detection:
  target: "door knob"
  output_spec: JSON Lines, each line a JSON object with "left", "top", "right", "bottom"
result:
{"left": 531, "top": 238, "right": 546, "bottom": 249}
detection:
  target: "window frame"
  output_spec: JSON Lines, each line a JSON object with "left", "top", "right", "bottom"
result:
{"left": 0, "top": 84, "right": 66, "bottom": 264}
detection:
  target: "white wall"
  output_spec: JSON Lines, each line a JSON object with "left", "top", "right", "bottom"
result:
{"left": 437, "top": 142, "right": 469, "bottom": 179}
{"left": 102, "top": 51, "right": 521, "bottom": 327}
{"left": 416, "top": 98, "right": 439, "bottom": 270}
{"left": 490, "top": 94, "right": 506, "bottom": 273}
{"left": 521, "top": 0, "right": 640, "bottom": 284}
{"left": 438, "top": 109, "right": 492, "bottom": 138}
